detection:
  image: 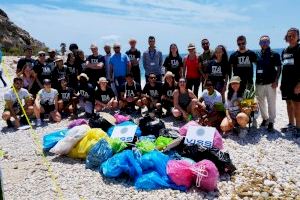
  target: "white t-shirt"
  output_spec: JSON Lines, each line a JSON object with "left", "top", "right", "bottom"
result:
{"left": 4, "top": 88, "right": 30, "bottom": 104}
{"left": 201, "top": 89, "right": 222, "bottom": 112}
{"left": 38, "top": 88, "right": 58, "bottom": 105}
{"left": 225, "top": 92, "right": 242, "bottom": 118}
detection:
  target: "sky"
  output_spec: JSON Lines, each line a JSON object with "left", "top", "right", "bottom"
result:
{"left": 1, "top": 0, "right": 300, "bottom": 54}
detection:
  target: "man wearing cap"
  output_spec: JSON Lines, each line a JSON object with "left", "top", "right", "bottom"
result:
{"left": 255, "top": 36, "right": 281, "bottom": 131}
{"left": 109, "top": 43, "right": 131, "bottom": 94}
{"left": 46, "top": 49, "right": 57, "bottom": 71}
{"left": 51, "top": 57, "right": 68, "bottom": 89}
{"left": 33, "top": 51, "right": 52, "bottom": 88}
{"left": 34, "top": 79, "right": 61, "bottom": 126}
{"left": 2, "top": 77, "right": 33, "bottom": 128}
{"left": 229, "top": 35, "right": 257, "bottom": 92}
{"left": 86, "top": 44, "right": 106, "bottom": 88}
{"left": 77, "top": 73, "right": 95, "bottom": 117}
{"left": 126, "top": 39, "right": 141, "bottom": 84}
{"left": 199, "top": 39, "right": 214, "bottom": 90}
{"left": 16, "top": 45, "right": 35, "bottom": 74}
{"left": 143, "top": 36, "right": 163, "bottom": 82}
{"left": 94, "top": 77, "right": 118, "bottom": 111}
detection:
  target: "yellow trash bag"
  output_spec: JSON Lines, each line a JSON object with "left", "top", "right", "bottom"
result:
{"left": 68, "top": 128, "right": 109, "bottom": 159}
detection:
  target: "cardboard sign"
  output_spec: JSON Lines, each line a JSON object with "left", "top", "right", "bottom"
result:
{"left": 184, "top": 126, "right": 215, "bottom": 148}
{"left": 111, "top": 125, "right": 137, "bottom": 142}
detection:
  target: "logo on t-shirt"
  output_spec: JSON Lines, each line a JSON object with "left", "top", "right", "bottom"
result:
{"left": 150, "top": 90, "right": 159, "bottom": 98}
{"left": 167, "top": 90, "right": 173, "bottom": 97}
{"left": 79, "top": 90, "right": 90, "bottom": 98}
{"left": 128, "top": 54, "right": 135, "bottom": 61}
{"left": 238, "top": 56, "right": 251, "bottom": 67}
{"left": 42, "top": 66, "right": 51, "bottom": 75}
{"left": 126, "top": 90, "right": 135, "bottom": 97}
{"left": 171, "top": 59, "right": 179, "bottom": 68}
{"left": 91, "top": 59, "right": 99, "bottom": 64}
{"left": 211, "top": 65, "right": 222, "bottom": 76}
{"left": 101, "top": 95, "right": 110, "bottom": 102}
{"left": 282, "top": 53, "right": 294, "bottom": 65}
{"left": 62, "top": 92, "right": 70, "bottom": 101}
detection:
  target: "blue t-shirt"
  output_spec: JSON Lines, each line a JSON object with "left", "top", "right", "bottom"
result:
{"left": 109, "top": 53, "right": 129, "bottom": 78}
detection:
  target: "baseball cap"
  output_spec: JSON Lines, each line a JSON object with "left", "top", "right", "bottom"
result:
{"left": 229, "top": 76, "right": 241, "bottom": 84}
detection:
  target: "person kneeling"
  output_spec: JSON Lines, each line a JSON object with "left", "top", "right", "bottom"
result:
{"left": 220, "top": 76, "right": 249, "bottom": 138}
{"left": 2, "top": 77, "right": 34, "bottom": 128}
{"left": 34, "top": 79, "right": 61, "bottom": 126}
{"left": 95, "top": 77, "right": 118, "bottom": 112}
{"left": 57, "top": 78, "right": 78, "bottom": 119}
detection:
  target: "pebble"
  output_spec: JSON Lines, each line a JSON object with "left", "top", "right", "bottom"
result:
{"left": 261, "top": 192, "right": 269, "bottom": 198}
{"left": 263, "top": 180, "right": 276, "bottom": 187}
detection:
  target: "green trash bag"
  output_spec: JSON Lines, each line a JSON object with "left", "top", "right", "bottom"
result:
{"left": 136, "top": 140, "right": 156, "bottom": 154}
{"left": 107, "top": 138, "right": 128, "bottom": 153}
{"left": 155, "top": 136, "right": 173, "bottom": 151}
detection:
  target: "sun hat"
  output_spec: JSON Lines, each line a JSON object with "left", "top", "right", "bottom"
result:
{"left": 77, "top": 73, "right": 89, "bottom": 81}
{"left": 229, "top": 76, "right": 241, "bottom": 84}
{"left": 98, "top": 77, "right": 108, "bottom": 84}
{"left": 48, "top": 49, "right": 56, "bottom": 53}
{"left": 164, "top": 71, "right": 175, "bottom": 80}
{"left": 187, "top": 43, "right": 196, "bottom": 50}
{"left": 54, "top": 57, "right": 63, "bottom": 62}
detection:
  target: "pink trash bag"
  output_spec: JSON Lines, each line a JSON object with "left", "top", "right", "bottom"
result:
{"left": 193, "top": 160, "right": 219, "bottom": 191}
{"left": 68, "top": 119, "right": 88, "bottom": 129}
{"left": 114, "top": 114, "right": 131, "bottom": 124}
{"left": 179, "top": 121, "right": 223, "bottom": 150}
{"left": 166, "top": 160, "right": 194, "bottom": 188}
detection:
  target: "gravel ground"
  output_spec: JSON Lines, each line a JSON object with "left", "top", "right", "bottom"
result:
{"left": 0, "top": 57, "right": 299, "bottom": 200}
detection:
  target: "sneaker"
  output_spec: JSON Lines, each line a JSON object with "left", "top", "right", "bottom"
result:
{"left": 36, "top": 119, "right": 42, "bottom": 127}
{"left": 293, "top": 128, "right": 300, "bottom": 138}
{"left": 260, "top": 119, "right": 268, "bottom": 127}
{"left": 281, "top": 123, "right": 295, "bottom": 133}
{"left": 238, "top": 128, "right": 248, "bottom": 138}
{"left": 267, "top": 123, "right": 274, "bottom": 132}
{"left": 6, "top": 120, "right": 14, "bottom": 128}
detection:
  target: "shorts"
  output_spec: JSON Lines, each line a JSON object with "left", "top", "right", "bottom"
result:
{"left": 4, "top": 106, "right": 21, "bottom": 115}
{"left": 41, "top": 104, "right": 55, "bottom": 113}
{"left": 79, "top": 100, "right": 93, "bottom": 114}
{"left": 281, "top": 84, "right": 300, "bottom": 102}
{"left": 161, "top": 100, "right": 173, "bottom": 111}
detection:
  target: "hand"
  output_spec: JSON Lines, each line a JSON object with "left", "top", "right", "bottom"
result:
{"left": 271, "top": 82, "right": 278, "bottom": 89}
{"left": 97, "top": 63, "right": 103, "bottom": 68}
{"left": 227, "top": 117, "right": 233, "bottom": 124}
{"left": 182, "top": 112, "right": 188, "bottom": 120}
{"left": 294, "top": 83, "right": 300, "bottom": 95}
{"left": 14, "top": 118, "right": 20, "bottom": 128}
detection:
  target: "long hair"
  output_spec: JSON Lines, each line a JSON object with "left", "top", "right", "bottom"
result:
{"left": 168, "top": 43, "right": 179, "bottom": 57}
{"left": 66, "top": 52, "right": 74, "bottom": 64}
{"left": 214, "top": 45, "right": 229, "bottom": 63}
{"left": 227, "top": 83, "right": 243, "bottom": 101}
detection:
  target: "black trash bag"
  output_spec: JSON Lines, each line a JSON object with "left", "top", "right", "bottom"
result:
{"left": 175, "top": 141, "right": 236, "bottom": 175}
{"left": 139, "top": 115, "right": 165, "bottom": 136}
{"left": 159, "top": 128, "right": 180, "bottom": 139}
{"left": 88, "top": 113, "right": 113, "bottom": 132}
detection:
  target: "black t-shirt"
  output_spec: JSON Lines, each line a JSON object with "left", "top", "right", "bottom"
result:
{"left": 229, "top": 50, "right": 257, "bottom": 81}
{"left": 45, "top": 58, "right": 56, "bottom": 71}
{"left": 126, "top": 49, "right": 141, "bottom": 67}
{"left": 65, "top": 62, "right": 78, "bottom": 85}
{"left": 142, "top": 82, "right": 163, "bottom": 100}
{"left": 163, "top": 55, "right": 183, "bottom": 79}
{"left": 58, "top": 87, "right": 75, "bottom": 104}
{"left": 281, "top": 44, "right": 300, "bottom": 86}
{"left": 256, "top": 48, "right": 281, "bottom": 85}
{"left": 33, "top": 60, "right": 52, "bottom": 83}
{"left": 17, "top": 57, "right": 35, "bottom": 72}
{"left": 75, "top": 58, "right": 86, "bottom": 74}
{"left": 199, "top": 50, "right": 214, "bottom": 70}
{"left": 120, "top": 82, "right": 142, "bottom": 97}
{"left": 95, "top": 87, "right": 115, "bottom": 103}
{"left": 162, "top": 82, "right": 177, "bottom": 99}
{"left": 86, "top": 55, "right": 106, "bottom": 83}
{"left": 206, "top": 60, "right": 230, "bottom": 83}
{"left": 78, "top": 83, "right": 95, "bottom": 102}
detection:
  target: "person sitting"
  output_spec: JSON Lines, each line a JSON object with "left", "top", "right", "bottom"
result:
{"left": 119, "top": 73, "right": 142, "bottom": 112}
{"left": 172, "top": 77, "right": 203, "bottom": 121}
{"left": 33, "top": 79, "right": 61, "bottom": 126}
{"left": 220, "top": 76, "right": 249, "bottom": 137}
{"left": 2, "top": 77, "right": 34, "bottom": 128}
{"left": 199, "top": 79, "right": 225, "bottom": 127}
{"left": 57, "top": 78, "right": 78, "bottom": 118}
{"left": 141, "top": 73, "right": 163, "bottom": 114}
{"left": 77, "top": 73, "right": 95, "bottom": 117}
{"left": 161, "top": 71, "right": 177, "bottom": 116}
{"left": 95, "top": 77, "right": 118, "bottom": 112}
{"left": 51, "top": 57, "right": 67, "bottom": 89}
{"left": 17, "top": 63, "right": 41, "bottom": 97}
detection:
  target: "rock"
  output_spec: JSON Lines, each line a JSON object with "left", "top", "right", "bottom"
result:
{"left": 253, "top": 192, "right": 260, "bottom": 197}
{"left": 264, "top": 180, "right": 276, "bottom": 187}
{"left": 261, "top": 192, "right": 269, "bottom": 198}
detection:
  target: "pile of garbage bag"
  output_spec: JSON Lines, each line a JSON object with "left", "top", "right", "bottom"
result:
{"left": 42, "top": 113, "right": 236, "bottom": 192}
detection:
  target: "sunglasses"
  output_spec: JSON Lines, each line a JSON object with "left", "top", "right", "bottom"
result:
{"left": 259, "top": 40, "right": 270, "bottom": 46}
{"left": 179, "top": 80, "right": 186, "bottom": 83}
{"left": 149, "top": 77, "right": 156, "bottom": 80}
{"left": 237, "top": 42, "right": 245, "bottom": 46}
{"left": 39, "top": 54, "right": 46, "bottom": 57}
{"left": 15, "top": 81, "right": 23, "bottom": 85}
{"left": 114, "top": 47, "right": 120, "bottom": 49}
{"left": 202, "top": 42, "right": 209, "bottom": 46}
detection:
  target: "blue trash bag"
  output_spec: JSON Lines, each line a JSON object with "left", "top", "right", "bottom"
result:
{"left": 101, "top": 150, "right": 142, "bottom": 179}
{"left": 139, "top": 150, "right": 170, "bottom": 177}
{"left": 86, "top": 139, "right": 113, "bottom": 169}
{"left": 138, "top": 135, "right": 156, "bottom": 142}
{"left": 135, "top": 171, "right": 186, "bottom": 191}
{"left": 43, "top": 128, "right": 68, "bottom": 151}
{"left": 107, "top": 121, "right": 142, "bottom": 137}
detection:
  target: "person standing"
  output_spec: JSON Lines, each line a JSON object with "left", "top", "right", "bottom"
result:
{"left": 65, "top": 52, "right": 79, "bottom": 90}
{"left": 255, "top": 36, "right": 281, "bottom": 132}
{"left": 199, "top": 39, "right": 214, "bottom": 90}
{"left": 86, "top": 44, "right": 106, "bottom": 88}
{"left": 109, "top": 43, "right": 131, "bottom": 94}
{"left": 143, "top": 36, "right": 163, "bottom": 81}
{"left": 33, "top": 51, "right": 52, "bottom": 88}
{"left": 126, "top": 39, "right": 141, "bottom": 84}
{"left": 45, "top": 49, "right": 57, "bottom": 71}
{"left": 163, "top": 43, "right": 183, "bottom": 81}
{"left": 16, "top": 45, "right": 35, "bottom": 74}
{"left": 103, "top": 44, "right": 112, "bottom": 80}
{"left": 0, "top": 46, "right": 7, "bottom": 87}
{"left": 229, "top": 35, "right": 257, "bottom": 91}
{"left": 281, "top": 28, "right": 300, "bottom": 136}
{"left": 183, "top": 43, "right": 202, "bottom": 97}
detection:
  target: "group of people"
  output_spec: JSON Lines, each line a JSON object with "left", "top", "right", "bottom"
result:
{"left": 1, "top": 27, "right": 300, "bottom": 138}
